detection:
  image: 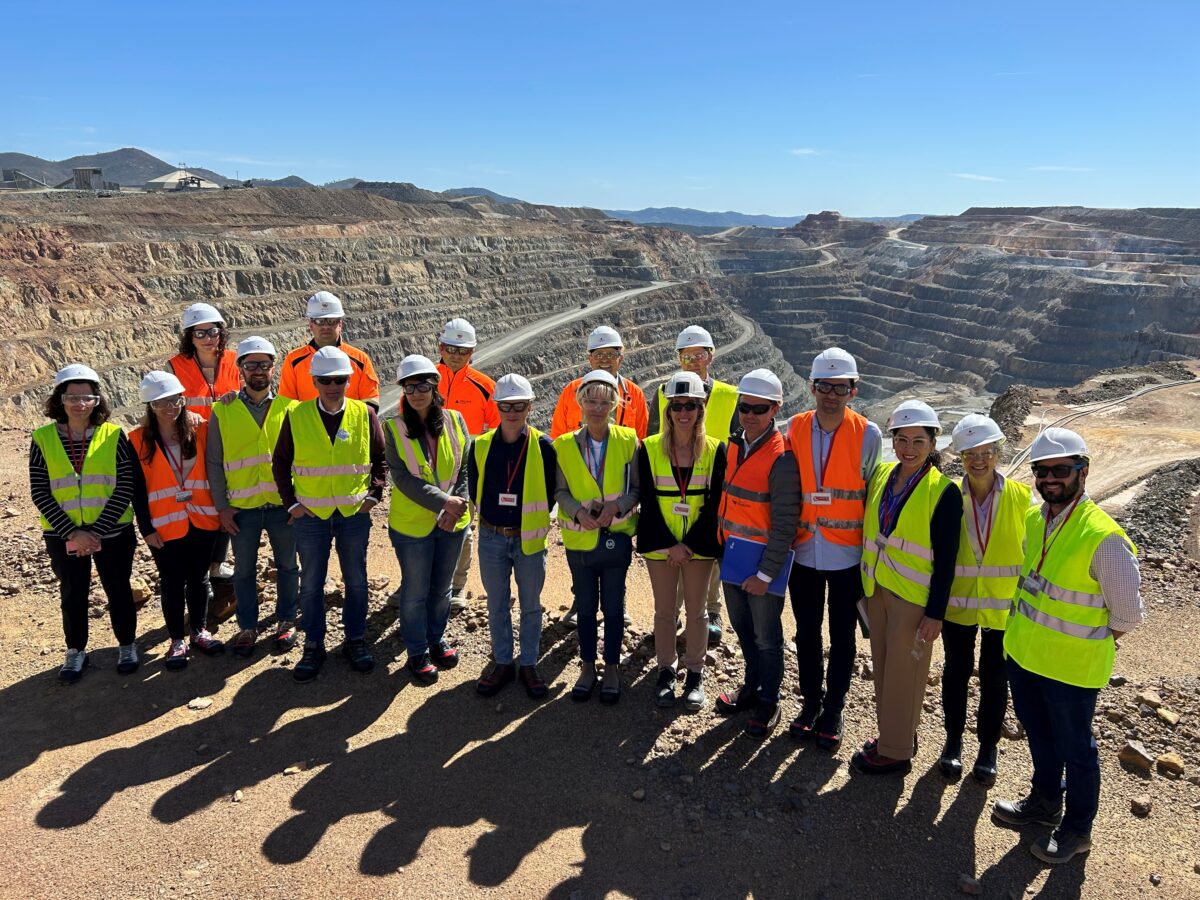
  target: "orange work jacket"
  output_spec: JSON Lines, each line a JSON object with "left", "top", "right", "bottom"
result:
{"left": 789, "top": 409, "right": 869, "bottom": 548}
{"left": 167, "top": 351, "right": 241, "bottom": 421}
{"left": 550, "top": 374, "right": 648, "bottom": 440}
{"left": 129, "top": 424, "right": 220, "bottom": 541}
{"left": 718, "top": 429, "right": 785, "bottom": 544}
{"left": 278, "top": 340, "right": 380, "bottom": 404}
{"left": 437, "top": 362, "right": 499, "bottom": 436}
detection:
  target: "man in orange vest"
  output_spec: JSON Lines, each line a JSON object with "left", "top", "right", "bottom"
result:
{"left": 278, "top": 291, "right": 381, "bottom": 408}
{"left": 786, "top": 347, "right": 882, "bottom": 752}
{"left": 550, "top": 326, "right": 648, "bottom": 440}
{"left": 715, "top": 368, "right": 800, "bottom": 738}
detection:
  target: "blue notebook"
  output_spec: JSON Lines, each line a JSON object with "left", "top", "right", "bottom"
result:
{"left": 720, "top": 536, "right": 793, "bottom": 596}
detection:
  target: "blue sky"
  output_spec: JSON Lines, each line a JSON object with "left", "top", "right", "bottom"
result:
{"left": 5, "top": 1, "right": 1198, "bottom": 216}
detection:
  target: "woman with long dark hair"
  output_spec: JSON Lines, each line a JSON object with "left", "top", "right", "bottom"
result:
{"left": 30, "top": 364, "right": 140, "bottom": 682}
{"left": 130, "top": 371, "right": 225, "bottom": 670}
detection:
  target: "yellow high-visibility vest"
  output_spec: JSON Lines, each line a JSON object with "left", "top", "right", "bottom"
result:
{"left": 289, "top": 399, "right": 372, "bottom": 519}
{"left": 212, "top": 396, "right": 295, "bottom": 509}
{"left": 32, "top": 422, "right": 132, "bottom": 531}
{"left": 554, "top": 426, "right": 639, "bottom": 551}
{"left": 472, "top": 427, "right": 551, "bottom": 554}
{"left": 642, "top": 433, "right": 718, "bottom": 560}
{"left": 387, "top": 411, "right": 470, "bottom": 537}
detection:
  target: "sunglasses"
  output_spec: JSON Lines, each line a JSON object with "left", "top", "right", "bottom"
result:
{"left": 315, "top": 375, "right": 349, "bottom": 386}
{"left": 402, "top": 382, "right": 436, "bottom": 395}
{"left": 191, "top": 326, "right": 222, "bottom": 339}
{"left": 63, "top": 394, "right": 100, "bottom": 406}
{"left": 737, "top": 402, "right": 772, "bottom": 415}
{"left": 668, "top": 401, "right": 700, "bottom": 413}
{"left": 813, "top": 381, "right": 853, "bottom": 396}
{"left": 497, "top": 401, "right": 530, "bottom": 413}
{"left": 150, "top": 397, "right": 186, "bottom": 410}
{"left": 1032, "top": 462, "right": 1084, "bottom": 479}
{"left": 442, "top": 345, "right": 472, "bottom": 356}
{"left": 678, "top": 351, "right": 710, "bottom": 363}
{"left": 240, "top": 361, "right": 272, "bottom": 372}
{"left": 310, "top": 317, "right": 342, "bottom": 326}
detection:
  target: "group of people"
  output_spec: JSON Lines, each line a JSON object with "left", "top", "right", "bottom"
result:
{"left": 30, "top": 290, "right": 1143, "bottom": 866}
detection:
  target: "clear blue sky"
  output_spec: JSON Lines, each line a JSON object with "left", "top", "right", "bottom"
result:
{"left": 6, "top": 1, "right": 1198, "bottom": 216}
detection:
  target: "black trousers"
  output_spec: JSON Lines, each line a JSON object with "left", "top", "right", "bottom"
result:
{"left": 150, "top": 525, "right": 218, "bottom": 640}
{"left": 45, "top": 526, "right": 138, "bottom": 651}
{"left": 789, "top": 563, "right": 862, "bottom": 715}
{"left": 941, "top": 619, "right": 1008, "bottom": 747}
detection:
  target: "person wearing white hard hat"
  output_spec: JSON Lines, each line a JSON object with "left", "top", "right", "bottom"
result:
{"left": 714, "top": 368, "right": 800, "bottom": 738}
{"left": 637, "top": 371, "right": 727, "bottom": 711}
{"left": 30, "top": 364, "right": 140, "bottom": 682}
{"left": 935, "top": 414, "right": 1031, "bottom": 786}
{"left": 207, "top": 337, "right": 301, "bottom": 658}
{"left": 385, "top": 354, "right": 472, "bottom": 686}
{"left": 785, "top": 347, "right": 882, "bottom": 752}
{"left": 554, "top": 368, "right": 641, "bottom": 703}
{"left": 468, "top": 373, "right": 557, "bottom": 700}
{"left": 129, "top": 371, "right": 226, "bottom": 670}
{"left": 852, "top": 400, "right": 962, "bottom": 775}
{"left": 278, "top": 290, "right": 381, "bottom": 408}
{"left": 433, "top": 317, "right": 499, "bottom": 613}
{"left": 993, "top": 427, "right": 1142, "bottom": 866}
{"left": 167, "top": 303, "right": 242, "bottom": 422}
{"left": 549, "top": 325, "right": 649, "bottom": 440}
{"left": 272, "top": 345, "right": 388, "bottom": 683}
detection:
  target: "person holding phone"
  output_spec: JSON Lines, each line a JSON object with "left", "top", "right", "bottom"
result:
{"left": 30, "top": 364, "right": 140, "bottom": 682}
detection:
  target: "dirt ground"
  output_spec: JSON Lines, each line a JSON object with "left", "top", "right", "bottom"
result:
{"left": 1, "top": 417, "right": 1198, "bottom": 900}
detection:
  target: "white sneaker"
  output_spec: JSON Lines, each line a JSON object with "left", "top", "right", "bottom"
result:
{"left": 59, "top": 648, "right": 88, "bottom": 683}
{"left": 117, "top": 643, "right": 140, "bottom": 675}
{"left": 449, "top": 589, "right": 468, "bottom": 613}
{"left": 209, "top": 561, "right": 235, "bottom": 580}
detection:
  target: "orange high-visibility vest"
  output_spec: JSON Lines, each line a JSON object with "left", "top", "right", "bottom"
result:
{"left": 718, "top": 429, "right": 785, "bottom": 545}
{"left": 168, "top": 351, "right": 241, "bottom": 421}
{"left": 790, "top": 410, "right": 869, "bottom": 549}
{"left": 129, "top": 424, "right": 220, "bottom": 541}
{"left": 551, "top": 374, "right": 648, "bottom": 439}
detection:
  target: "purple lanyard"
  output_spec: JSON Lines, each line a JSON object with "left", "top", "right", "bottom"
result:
{"left": 878, "top": 462, "right": 930, "bottom": 536}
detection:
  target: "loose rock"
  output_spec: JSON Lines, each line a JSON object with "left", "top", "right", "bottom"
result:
{"left": 632, "top": 788, "right": 646, "bottom": 801}
{"left": 1136, "top": 689, "right": 1163, "bottom": 709}
{"left": 1131, "top": 794, "right": 1153, "bottom": 817}
{"left": 1156, "top": 708, "right": 1181, "bottom": 727}
{"left": 957, "top": 873, "right": 982, "bottom": 895}
{"left": 1118, "top": 740, "right": 1155, "bottom": 774}
{"left": 1156, "top": 753, "right": 1186, "bottom": 776}
{"left": 233, "top": 790, "right": 243, "bottom": 803}
{"left": 187, "top": 697, "right": 213, "bottom": 711}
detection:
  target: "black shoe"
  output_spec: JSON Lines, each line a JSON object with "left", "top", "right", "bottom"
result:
{"left": 789, "top": 701, "right": 822, "bottom": 741}
{"left": 477, "top": 662, "right": 515, "bottom": 697}
{"left": 682, "top": 670, "right": 706, "bottom": 711}
{"left": 293, "top": 644, "right": 327, "bottom": 683}
{"left": 341, "top": 638, "right": 374, "bottom": 673}
{"left": 1031, "top": 829, "right": 1092, "bottom": 865}
{"left": 430, "top": 641, "right": 458, "bottom": 669}
{"left": 745, "top": 702, "right": 780, "bottom": 739}
{"left": 850, "top": 748, "right": 913, "bottom": 775}
{"left": 519, "top": 665, "right": 548, "bottom": 700}
{"left": 654, "top": 668, "right": 676, "bottom": 708}
{"left": 973, "top": 744, "right": 999, "bottom": 787}
{"left": 707, "top": 614, "right": 723, "bottom": 648}
{"left": 992, "top": 792, "right": 1064, "bottom": 828}
{"left": 571, "top": 672, "right": 596, "bottom": 702}
{"left": 815, "top": 709, "right": 844, "bottom": 751}
{"left": 715, "top": 685, "right": 757, "bottom": 716}
{"left": 938, "top": 736, "right": 964, "bottom": 780}
{"left": 408, "top": 653, "right": 439, "bottom": 685}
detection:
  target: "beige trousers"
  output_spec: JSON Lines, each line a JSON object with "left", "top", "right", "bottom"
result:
{"left": 674, "top": 563, "right": 723, "bottom": 620}
{"left": 648, "top": 558, "right": 714, "bottom": 672}
{"left": 867, "top": 585, "right": 932, "bottom": 761}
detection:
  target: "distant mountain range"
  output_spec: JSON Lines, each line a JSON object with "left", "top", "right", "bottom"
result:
{"left": 0, "top": 148, "right": 235, "bottom": 188}
{"left": 604, "top": 207, "right": 929, "bottom": 228}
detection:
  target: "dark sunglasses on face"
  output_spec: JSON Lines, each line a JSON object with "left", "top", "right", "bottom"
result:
{"left": 737, "top": 402, "right": 772, "bottom": 415}
{"left": 402, "top": 382, "right": 436, "bottom": 395}
{"left": 497, "top": 401, "right": 530, "bottom": 413}
{"left": 310, "top": 318, "right": 342, "bottom": 326}
{"left": 1032, "top": 462, "right": 1085, "bottom": 479}
{"left": 240, "top": 361, "right": 272, "bottom": 372}
{"left": 669, "top": 401, "right": 700, "bottom": 413}
{"left": 191, "top": 326, "right": 222, "bottom": 339}
{"left": 813, "top": 381, "right": 853, "bottom": 396}
{"left": 315, "top": 375, "right": 349, "bottom": 386}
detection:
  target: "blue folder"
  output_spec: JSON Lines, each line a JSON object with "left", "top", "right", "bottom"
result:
{"left": 720, "top": 536, "right": 794, "bottom": 596}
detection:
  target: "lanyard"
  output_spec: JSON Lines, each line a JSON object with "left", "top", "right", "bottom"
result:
{"left": 668, "top": 441, "right": 693, "bottom": 500}
{"left": 64, "top": 426, "right": 89, "bottom": 475}
{"left": 879, "top": 462, "right": 930, "bottom": 535}
{"left": 816, "top": 421, "right": 841, "bottom": 489}
{"left": 1035, "top": 496, "right": 1083, "bottom": 574}
{"left": 584, "top": 434, "right": 608, "bottom": 487}
{"left": 159, "top": 439, "right": 188, "bottom": 490}
{"left": 504, "top": 431, "right": 530, "bottom": 494}
{"left": 971, "top": 490, "right": 994, "bottom": 556}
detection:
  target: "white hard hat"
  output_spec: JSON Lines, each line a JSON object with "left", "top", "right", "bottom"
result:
{"left": 310, "top": 346, "right": 353, "bottom": 378}
{"left": 951, "top": 414, "right": 1005, "bottom": 453}
{"left": 396, "top": 354, "right": 440, "bottom": 384}
{"left": 580, "top": 369, "right": 619, "bottom": 390}
{"left": 587, "top": 326, "right": 623, "bottom": 351}
{"left": 665, "top": 371, "right": 707, "bottom": 399}
{"left": 887, "top": 399, "right": 941, "bottom": 434}
{"left": 182, "top": 303, "right": 224, "bottom": 330}
{"left": 811, "top": 347, "right": 859, "bottom": 380}
{"left": 494, "top": 373, "right": 535, "bottom": 403}
{"left": 54, "top": 363, "right": 100, "bottom": 388}
{"left": 676, "top": 325, "right": 714, "bottom": 351}
{"left": 737, "top": 368, "right": 783, "bottom": 404}
{"left": 139, "top": 370, "right": 185, "bottom": 403}
{"left": 306, "top": 291, "right": 344, "bottom": 319}
{"left": 1029, "top": 427, "right": 1089, "bottom": 463}
{"left": 235, "top": 336, "right": 277, "bottom": 362}
{"left": 439, "top": 317, "right": 477, "bottom": 348}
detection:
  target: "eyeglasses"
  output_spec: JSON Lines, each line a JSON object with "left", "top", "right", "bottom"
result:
{"left": 191, "top": 326, "right": 222, "bottom": 339}
{"left": 961, "top": 448, "right": 997, "bottom": 463}
{"left": 441, "top": 345, "right": 472, "bottom": 356}
{"left": 497, "top": 401, "right": 530, "bottom": 413}
{"left": 150, "top": 397, "right": 186, "bottom": 410}
{"left": 669, "top": 401, "right": 700, "bottom": 413}
{"left": 315, "top": 375, "right": 349, "bottom": 386}
{"left": 63, "top": 394, "right": 100, "bottom": 406}
{"left": 402, "top": 382, "right": 436, "bottom": 395}
{"left": 892, "top": 435, "right": 931, "bottom": 450}
{"left": 240, "top": 361, "right": 272, "bottom": 372}
{"left": 678, "top": 351, "right": 710, "bottom": 363}
{"left": 310, "top": 318, "right": 343, "bottom": 327}
{"left": 737, "top": 402, "right": 772, "bottom": 415}
{"left": 582, "top": 398, "right": 614, "bottom": 410}
{"left": 589, "top": 350, "right": 621, "bottom": 362}
{"left": 813, "top": 381, "right": 853, "bottom": 396}
{"left": 1032, "top": 462, "right": 1084, "bottom": 479}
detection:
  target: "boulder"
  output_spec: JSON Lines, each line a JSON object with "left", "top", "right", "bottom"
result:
{"left": 1118, "top": 740, "right": 1155, "bottom": 774}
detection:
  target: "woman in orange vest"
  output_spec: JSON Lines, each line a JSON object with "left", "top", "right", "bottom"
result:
{"left": 130, "top": 371, "right": 225, "bottom": 670}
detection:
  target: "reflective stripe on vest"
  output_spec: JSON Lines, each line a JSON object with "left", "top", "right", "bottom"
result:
{"left": 718, "top": 429, "right": 785, "bottom": 546}
{"left": 212, "top": 396, "right": 295, "bottom": 509}
{"left": 553, "top": 426, "right": 639, "bottom": 551}
{"left": 643, "top": 433, "right": 719, "bottom": 560}
{"left": 32, "top": 422, "right": 133, "bottom": 531}
{"left": 387, "top": 411, "right": 470, "bottom": 537}
{"left": 790, "top": 410, "right": 869, "bottom": 549}
{"left": 1003, "top": 500, "right": 1134, "bottom": 688}
{"left": 860, "top": 462, "right": 954, "bottom": 608}
{"left": 288, "top": 399, "right": 372, "bottom": 519}
{"left": 945, "top": 478, "right": 1031, "bottom": 629}
{"left": 129, "top": 425, "right": 219, "bottom": 540}
{"left": 168, "top": 351, "right": 241, "bottom": 422}
{"left": 472, "top": 427, "right": 551, "bottom": 554}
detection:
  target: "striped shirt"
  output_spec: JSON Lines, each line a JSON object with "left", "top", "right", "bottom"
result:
{"left": 28, "top": 425, "right": 136, "bottom": 540}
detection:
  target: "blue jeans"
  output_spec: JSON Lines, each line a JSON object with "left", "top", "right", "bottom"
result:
{"left": 390, "top": 526, "right": 467, "bottom": 658}
{"left": 294, "top": 510, "right": 372, "bottom": 646}
{"left": 1007, "top": 658, "right": 1101, "bottom": 836}
{"left": 723, "top": 582, "right": 785, "bottom": 705}
{"left": 566, "top": 532, "right": 632, "bottom": 665}
{"left": 477, "top": 526, "right": 546, "bottom": 666}
{"left": 230, "top": 506, "right": 299, "bottom": 630}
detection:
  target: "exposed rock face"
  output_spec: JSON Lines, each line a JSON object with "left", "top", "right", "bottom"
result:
{"left": 785, "top": 211, "right": 888, "bottom": 246}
